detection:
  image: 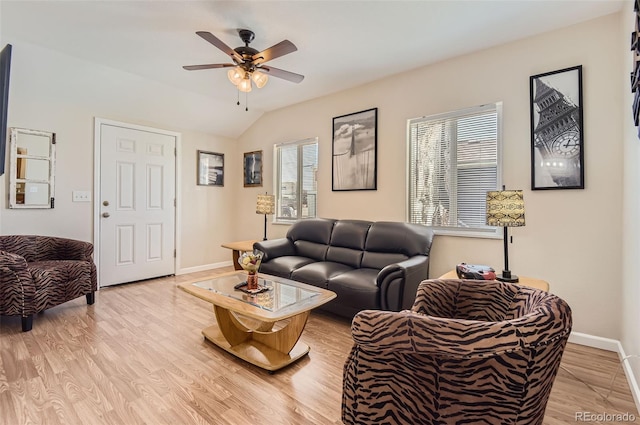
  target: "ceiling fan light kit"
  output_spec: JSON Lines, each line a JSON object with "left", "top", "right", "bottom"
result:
{"left": 238, "top": 75, "right": 252, "bottom": 93}
{"left": 227, "top": 67, "right": 245, "bottom": 85}
{"left": 184, "top": 28, "right": 303, "bottom": 111}
{"left": 252, "top": 71, "right": 268, "bottom": 88}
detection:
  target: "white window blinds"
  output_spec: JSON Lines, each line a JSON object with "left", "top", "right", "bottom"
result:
{"left": 408, "top": 103, "right": 501, "bottom": 236}
{"left": 274, "top": 138, "right": 318, "bottom": 223}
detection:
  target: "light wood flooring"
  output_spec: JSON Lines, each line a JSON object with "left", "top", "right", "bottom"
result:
{"left": 1, "top": 266, "right": 638, "bottom": 424}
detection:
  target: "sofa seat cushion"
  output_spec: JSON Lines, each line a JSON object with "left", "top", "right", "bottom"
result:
{"left": 28, "top": 260, "right": 94, "bottom": 310}
{"left": 291, "top": 261, "right": 353, "bottom": 288}
{"left": 328, "top": 268, "right": 380, "bottom": 311}
{"left": 259, "top": 256, "right": 316, "bottom": 279}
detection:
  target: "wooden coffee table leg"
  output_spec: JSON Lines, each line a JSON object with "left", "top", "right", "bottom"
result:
{"left": 252, "top": 311, "right": 309, "bottom": 354}
{"left": 213, "top": 305, "right": 253, "bottom": 346}
{"left": 232, "top": 249, "right": 242, "bottom": 270}
{"left": 205, "top": 305, "right": 311, "bottom": 371}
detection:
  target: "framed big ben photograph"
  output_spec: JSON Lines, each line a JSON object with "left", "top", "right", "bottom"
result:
{"left": 530, "top": 65, "right": 584, "bottom": 190}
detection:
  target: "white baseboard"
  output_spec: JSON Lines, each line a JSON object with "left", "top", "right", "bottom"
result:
{"left": 568, "top": 331, "right": 620, "bottom": 352}
{"left": 619, "top": 343, "right": 640, "bottom": 412}
{"left": 176, "top": 261, "right": 232, "bottom": 275}
{"left": 569, "top": 331, "right": 640, "bottom": 413}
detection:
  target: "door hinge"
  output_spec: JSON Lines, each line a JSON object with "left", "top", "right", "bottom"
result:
{"left": 174, "top": 147, "right": 177, "bottom": 156}
{"left": 174, "top": 198, "right": 176, "bottom": 207}
{"left": 174, "top": 249, "right": 177, "bottom": 258}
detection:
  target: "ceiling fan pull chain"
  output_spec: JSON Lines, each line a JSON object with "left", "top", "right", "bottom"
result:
{"left": 236, "top": 88, "right": 240, "bottom": 106}
{"left": 245, "top": 91, "right": 249, "bottom": 112}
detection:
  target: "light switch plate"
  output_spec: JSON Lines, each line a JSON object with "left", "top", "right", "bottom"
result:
{"left": 72, "top": 190, "right": 91, "bottom": 202}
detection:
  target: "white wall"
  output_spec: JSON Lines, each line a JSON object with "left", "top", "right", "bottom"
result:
{"left": 1, "top": 41, "right": 239, "bottom": 268}
{"left": 1, "top": 13, "right": 630, "bottom": 344}
{"left": 621, "top": 1, "right": 640, "bottom": 403}
{"left": 178, "top": 128, "right": 239, "bottom": 270}
{"left": 238, "top": 13, "right": 624, "bottom": 340}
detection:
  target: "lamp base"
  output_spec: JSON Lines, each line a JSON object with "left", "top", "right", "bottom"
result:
{"left": 263, "top": 213, "right": 268, "bottom": 241}
{"left": 496, "top": 270, "right": 519, "bottom": 283}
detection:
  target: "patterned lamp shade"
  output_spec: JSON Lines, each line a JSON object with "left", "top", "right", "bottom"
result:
{"left": 256, "top": 194, "right": 276, "bottom": 215}
{"left": 486, "top": 190, "right": 525, "bottom": 227}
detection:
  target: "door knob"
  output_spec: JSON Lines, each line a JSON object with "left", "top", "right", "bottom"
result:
{"left": 102, "top": 212, "right": 110, "bottom": 218}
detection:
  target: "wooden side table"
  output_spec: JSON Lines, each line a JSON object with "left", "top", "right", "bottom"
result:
{"left": 438, "top": 270, "right": 549, "bottom": 292}
{"left": 221, "top": 240, "right": 259, "bottom": 270}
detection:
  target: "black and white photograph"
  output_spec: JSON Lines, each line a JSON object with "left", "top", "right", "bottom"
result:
{"left": 332, "top": 107, "right": 377, "bottom": 191}
{"left": 529, "top": 66, "right": 584, "bottom": 190}
{"left": 243, "top": 150, "right": 263, "bottom": 187}
{"left": 197, "top": 150, "right": 224, "bottom": 186}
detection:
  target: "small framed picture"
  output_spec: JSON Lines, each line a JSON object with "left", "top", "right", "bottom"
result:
{"left": 332, "top": 107, "right": 377, "bottom": 191}
{"left": 243, "top": 150, "right": 263, "bottom": 187}
{"left": 530, "top": 66, "right": 584, "bottom": 190}
{"left": 197, "top": 150, "right": 224, "bottom": 186}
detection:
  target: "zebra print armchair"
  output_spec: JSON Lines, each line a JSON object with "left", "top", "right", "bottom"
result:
{"left": 0, "top": 235, "right": 97, "bottom": 332}
{"left": 342, "top": 278, "right": 572, "bottom": 425}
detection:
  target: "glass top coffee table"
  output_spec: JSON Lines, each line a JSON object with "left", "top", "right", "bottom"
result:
{"left": 178, "top": 271, "right": 336, "bottom": 371}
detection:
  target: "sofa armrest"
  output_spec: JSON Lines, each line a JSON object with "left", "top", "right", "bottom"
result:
{"left": 377, "top": 255, "right": 429, "bottom": 310}
{"left": 0, "top": 250, "right": 28, "bottom": 271}
{"left": 0, "top": 251, "right": 35, "bottom": 316}
{"left": 35, "top": 236, "right": 94, "bottom": 262}
{"left": 351, "top": 309, "right": 523, "bottom": 358}
{"left": 253, "top": 238, "right": 295, "bottom": 262}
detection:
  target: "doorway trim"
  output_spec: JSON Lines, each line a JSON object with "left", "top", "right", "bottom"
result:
{"left": 93, "top": 117, "right": 182, "bottom": 287}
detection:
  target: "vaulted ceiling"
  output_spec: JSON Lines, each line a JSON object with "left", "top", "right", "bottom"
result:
{"left": 0, "top": 1, "right": 624, "bottom": 138}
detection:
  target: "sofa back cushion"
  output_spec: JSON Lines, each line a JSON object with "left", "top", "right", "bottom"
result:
{"left": 361, "top": 222, "right": 434, "bottom": 270}
{"left": 0, "top": 235, "right": 94, "bottom": 262}
{"left": 293, "top": 240, "right": 328, "bottom": 261}
{"left": 454, "top": 279, "right": 518, "bottom": 321}
{"left": 326, "top": 220, "right": 371, "bottom": 267}
{"left": 0, "top": 235, "right": 38, "bottom": 262}
{"left": 287, "top": 218, "right": 336, "bottom": 261}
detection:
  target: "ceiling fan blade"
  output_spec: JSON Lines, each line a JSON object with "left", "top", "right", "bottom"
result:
{"left": 183, "top": 63, "right": 235, "bottom": 71}
{"left": 196, "top": 31, "right": 243, "bottom": 62}
{"left": 259, "top": 65, "right": 304, "bottom": 83}
{"left": 252, "top": 40, "right": 297, "bottom": 64}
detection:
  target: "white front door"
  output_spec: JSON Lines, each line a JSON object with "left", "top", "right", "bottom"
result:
{"left": 97, "top": 121, "right": 176, "bottom": 287}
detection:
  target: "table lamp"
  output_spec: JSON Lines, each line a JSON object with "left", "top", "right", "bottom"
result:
{"left": 256, "top": 193, "right": 276, "bottom": 240}
{"left": 486, "top": 188, "right": 525, "bottom": 283}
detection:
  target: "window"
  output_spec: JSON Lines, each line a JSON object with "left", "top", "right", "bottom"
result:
{"left": 407, "top": 103, "right": 502, "bottom": 237}
{"left": 274, "top": 137, "right": 318, "bottom": 223}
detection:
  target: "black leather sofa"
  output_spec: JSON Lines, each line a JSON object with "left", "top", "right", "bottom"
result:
{"left": 254, "top": 218, "right": 435, "bottom": 318}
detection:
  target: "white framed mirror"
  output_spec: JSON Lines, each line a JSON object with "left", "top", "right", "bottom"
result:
{"left": 8, "top": 127, "right": 56, "bottom": 209}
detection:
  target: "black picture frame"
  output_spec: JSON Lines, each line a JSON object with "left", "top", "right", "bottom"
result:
{"left": 332, "top": 107, "right": 377, "bottom": 191}
{"left": 197, "top": 150, "right": 224, "bottom": 186}
{"left": 0, "top": 44, "right": 12, "bottom": 177}
{"left": 243, "top": 150, "right": 263, "bottom": 187}
{"left": 631, "top": 1, "right": 640, "bottom": 136}
{"left": 530, "top": 66, "right": 584, "bottom": 190}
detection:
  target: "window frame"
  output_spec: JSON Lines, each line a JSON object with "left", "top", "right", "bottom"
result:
{"left": 406, "top": 102, "right": 504, "bottom": 238}
{"left": 273, "top": 137, "right": 318, "bottom": 225}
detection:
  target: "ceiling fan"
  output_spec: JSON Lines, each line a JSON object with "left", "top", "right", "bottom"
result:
{"left": 183, "top": 29, "right": 304, "bottom": 93}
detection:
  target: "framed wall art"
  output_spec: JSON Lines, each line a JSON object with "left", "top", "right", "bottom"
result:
{"left": 529, "top": 66, "right": 584, "bottom": 190}
{"left": 631, "top": 0, "right": 640, "bottom": 133}
{"left": 243, "top": 150, "right": 263, "bottom": 187}
{"left": 332, "top": 107, "right": 377, "bottom": 191}
{"left": 197, "top": 150, "right": 224, "bottom": 186}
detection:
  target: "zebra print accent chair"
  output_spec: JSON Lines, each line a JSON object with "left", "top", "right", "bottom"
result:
{"left": 342, "top": 278, "right": 572, "bottom": 425}
{"left": 0, "top": 235, "right": 97, "bottom": 332}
